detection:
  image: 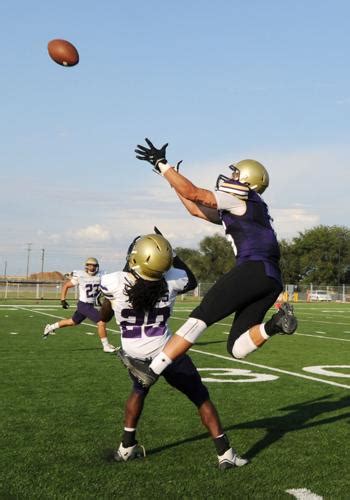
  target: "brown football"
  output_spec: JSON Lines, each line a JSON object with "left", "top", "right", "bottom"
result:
{"left": 47, "top": 39, "right": 79, "bottom": 67}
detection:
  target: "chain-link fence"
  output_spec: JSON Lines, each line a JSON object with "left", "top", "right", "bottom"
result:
{"left": 1, "top": 279, "right": 349, "bottom": 302}
{"left": 282, "top": 283, "right": 350, "bottom": 302}
{"left": 0, "top": 280, "right": 76, "bottom": 300}
{"left": 182, "top": 282, "right": 350, "bottom": 302}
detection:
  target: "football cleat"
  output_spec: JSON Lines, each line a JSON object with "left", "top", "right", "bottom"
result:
{"left": 103, "top": 343, "right": 116, "bottom": 353}
{"left": 273, "top": 302, "right": 298, "bottom": 334}
{"left": 218, "top": 448, "right": 249, "bottom": 470}
{"left": 115, "top": 347, "right": 159, "bottom": 388}
{"left": 43, "top": 324, "right": 54, "bottom": 339}
{"left": 113, "top": 442, "right": 146, "bottom": 462}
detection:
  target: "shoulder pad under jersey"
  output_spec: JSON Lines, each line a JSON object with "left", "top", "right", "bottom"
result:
{"left": 217, "top": 179, "right": 249, "bottom": 200}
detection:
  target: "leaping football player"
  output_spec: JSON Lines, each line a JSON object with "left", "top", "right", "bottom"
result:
{"left": 118, "top": 139, "right": 297, "bottom": 387}
{"left": 43, "top": 257, "right": 116, "bottom": 353}
{"left": 98, "top": 232, "right": 248, "bottom": 469}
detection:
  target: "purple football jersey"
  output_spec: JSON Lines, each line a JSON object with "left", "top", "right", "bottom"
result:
{"left": 218, "top": 181, "right": 281, "bottom": 284}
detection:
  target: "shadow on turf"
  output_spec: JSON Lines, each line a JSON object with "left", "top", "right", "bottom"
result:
{"left": 237, "top": 393, "right": 350, "bottom": 460}
{"left": 102, "top": 394, "right": 350, "bottom": 462}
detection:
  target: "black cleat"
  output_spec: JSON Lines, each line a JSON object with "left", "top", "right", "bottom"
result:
{"left": 115, "top": 347, "right": 159, "bottom": 388}
{"left": 273, "top": 302, "right": 298, "bottom": 334}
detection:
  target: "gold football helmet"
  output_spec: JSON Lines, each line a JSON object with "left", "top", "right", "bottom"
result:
{"left": 128, "top": 234, "right": 173, "bottom": 281}
{"left": 230, "top": 159, "right": 269, "bottom": 194}
{"left": 85, "top": 257, "right": 99, "bottom": 276}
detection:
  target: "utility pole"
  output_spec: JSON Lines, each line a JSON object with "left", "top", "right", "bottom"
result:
{"left": 4, "top": 260, "right": 7, "bottom": 279}
{"left": 26, "top": 243, "right": 32, "bottom": 279}
{"left": 40, "top": 249, "right": 45, "bottom": 299}
{"left": 41, "top": 248, "right": 45, "bottom": 276}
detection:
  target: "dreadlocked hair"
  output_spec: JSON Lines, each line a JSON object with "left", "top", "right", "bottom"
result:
{"left": 124, "top": 275, "right": 169, "bottom": 311}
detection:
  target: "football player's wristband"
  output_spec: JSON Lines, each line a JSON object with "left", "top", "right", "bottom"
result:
{"left": 157, "top": 162, "right": 172, "bottom": 175}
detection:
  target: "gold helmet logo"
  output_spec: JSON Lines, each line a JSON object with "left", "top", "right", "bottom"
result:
{"left": 128, "top": 234, "right": 173, "bottom": 281}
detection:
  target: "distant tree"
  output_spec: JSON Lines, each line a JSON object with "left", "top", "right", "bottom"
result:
{"left": 176, "top": 225, "right": 350, "bottom": 285}
{"left": 175, "top": 233, "right": 233, "bottom": 282}
{"left": 198, "top": 234, "right": 234, "bottom": 281}
{"left": 174, "top": 247, "right": 206, "bottom": 279}
{"left": 279, "top": 238, "right": 301, "bottom": 284}
{"left": 280, "top": 225, "right": 350, "bottom": 285}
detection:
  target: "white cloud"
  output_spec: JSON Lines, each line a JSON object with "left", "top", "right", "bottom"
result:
{"left": 2, "top": 145, "right": 349, "bottom": 275}
{"left": 272, "top": 207, "right": 320, "bottom": 240}
{"left": 71, "top": 224, "right": 111, "bottom": 242}
{"left": 47, "top": 233, "right": 62, "bottom": 244}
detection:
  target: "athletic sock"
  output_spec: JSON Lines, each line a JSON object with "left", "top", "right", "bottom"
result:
{"left": 259, "top": 324, "right": 270, "bottom": 339}
{"left": 231, "top": 330, "right": 257, "bottom": 359}
{"left": 122, "top": 428, "right": 137, "bottom": 447}
{"left": 52, "top": 322, "right": 60, "bottom": 331}
{"left": 149, "top": 352, "right": 173, "bottom": 375}
{"left": 214, "top": 433, "right": 230, "bottom": 456}
{"left": 101, "top": 337, "right": 109, "bottom": 347}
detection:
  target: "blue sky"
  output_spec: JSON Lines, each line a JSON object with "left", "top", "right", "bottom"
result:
{"left": 1, "top": 0, "right": 349, "bottom": 275}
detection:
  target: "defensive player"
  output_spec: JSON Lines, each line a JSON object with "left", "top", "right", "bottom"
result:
{"left": 43, "top": 257, "right": 116, "bottom": 353}
{"left": 98, "top": 233, "right": 248, "bottom": 469}
{"left": 119, "top": 139, "right": 298, "bottom": 387}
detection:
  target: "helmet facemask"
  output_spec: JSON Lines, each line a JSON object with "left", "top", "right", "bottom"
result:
{"left": 85, "top": 257, "right": 99, "bottom": 276}
{"left": 216, "top": 160, "right": 269, "bottom": 194}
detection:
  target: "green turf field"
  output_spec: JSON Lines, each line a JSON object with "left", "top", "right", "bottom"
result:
{"left": 0, "top": 300, "right": 349, "bottom": 499}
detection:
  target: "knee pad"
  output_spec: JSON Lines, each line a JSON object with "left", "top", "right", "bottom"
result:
{"left": 176, "top": 317, "right": 207, "bottom": 343}
{"left": 231, "top": 331, "right": 258, "bottom": 359}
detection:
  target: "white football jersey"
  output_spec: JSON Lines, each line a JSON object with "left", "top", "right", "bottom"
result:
{"left": 100, "top": 268, "right": 189, "bottom": 359}
{"left": 70, "top": 270, "right": 104, "bottom": 304}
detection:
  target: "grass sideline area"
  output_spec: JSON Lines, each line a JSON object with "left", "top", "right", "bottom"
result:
{"left": 0, "top": 300, "right": 349, "bottom": 499}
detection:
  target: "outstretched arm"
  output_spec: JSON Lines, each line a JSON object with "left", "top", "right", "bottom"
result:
{"left": 174, "top": 189, "right": 221, "bottom": 223}
{"left": 164, "top": 168, "right": 217, "bottom": 208}
{"left": 135, "top": 138, "right": 218, "bottom": 209}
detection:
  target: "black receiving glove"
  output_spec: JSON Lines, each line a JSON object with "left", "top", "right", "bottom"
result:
{"left": 135, "top": 138, "right": 169, "bottom": 174}
{"left": 61, "top": 299, "right": 69, "bottom": 309}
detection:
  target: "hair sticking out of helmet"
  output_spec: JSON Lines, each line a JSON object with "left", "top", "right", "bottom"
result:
{"left": 128, "top": 234, "right": 173, "bottom": 281}
{"left": 229, "top": 159, "right": 269, "bottom": 194}
{"left": 85, "top": 257, "right": 99, "bottom": 276}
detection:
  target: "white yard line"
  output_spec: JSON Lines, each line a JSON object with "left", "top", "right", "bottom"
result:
{"left": 14, "top": 306, "right": 120, "bottom": 334}
{"left": 190, "top": 348, "right": 350, "bottom": 389}
{"left": 286, "top": 488, "right": 323, "bottom": 500}
{"left": 295, "top": 332, "right": 350, "bottom": 342}
{"left": 0, "top": 304, "right": 62, "bottom": 308}
{"left": 4, "top": 307, "right": 349, "bottom": 388}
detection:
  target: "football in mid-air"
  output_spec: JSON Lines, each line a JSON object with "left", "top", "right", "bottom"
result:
{"left": 47, "top": 39, "right": 79, "bottom": 67}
